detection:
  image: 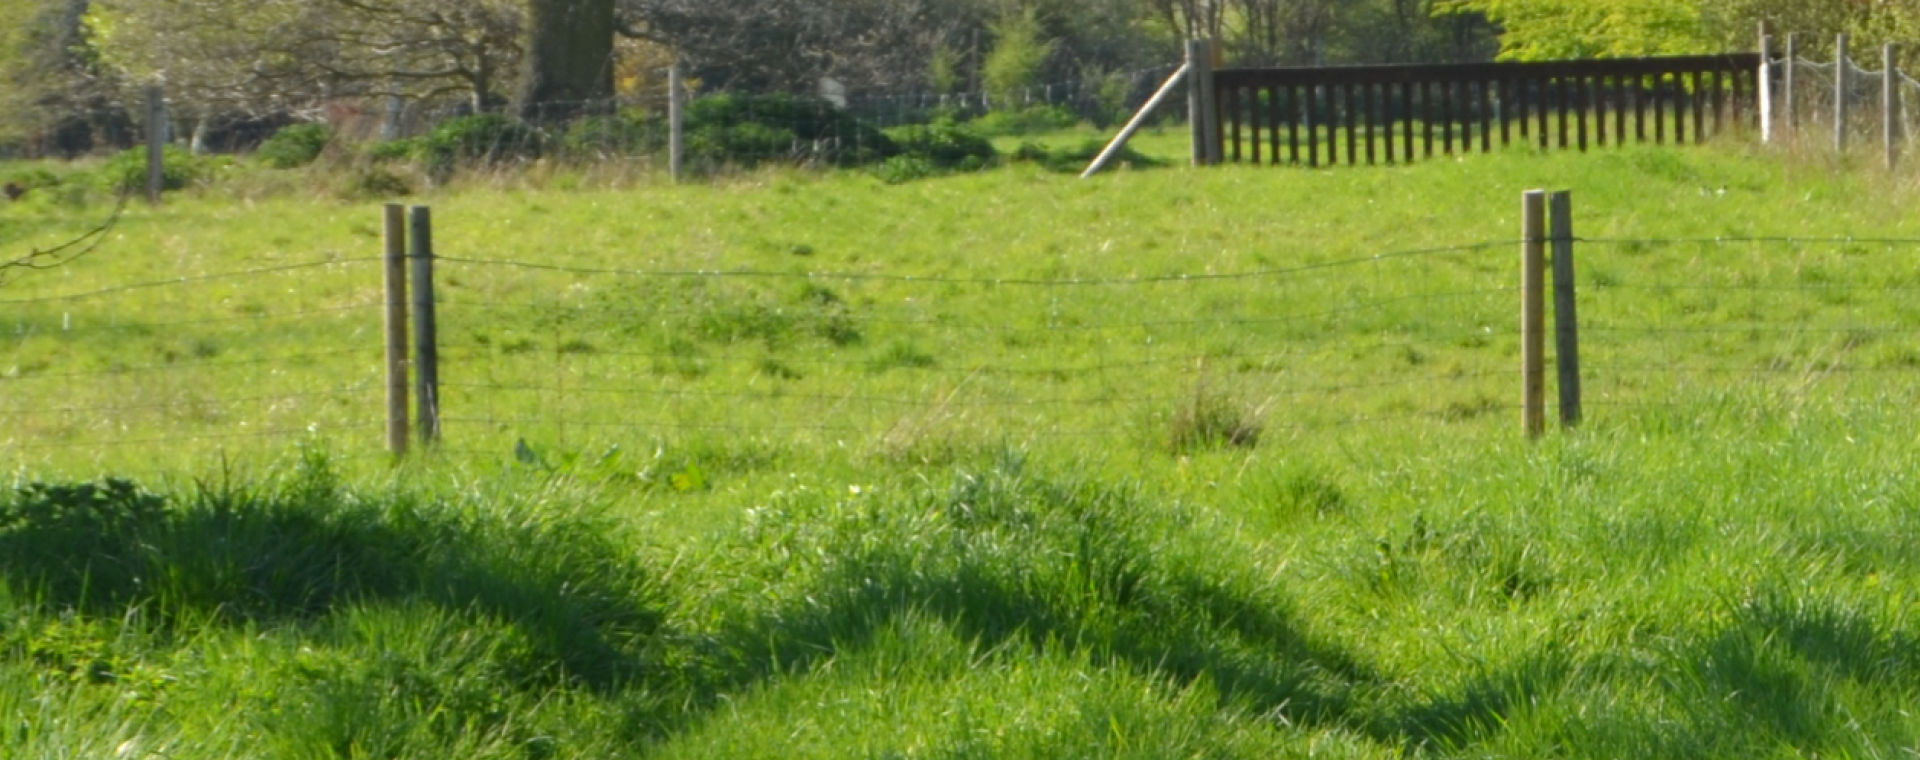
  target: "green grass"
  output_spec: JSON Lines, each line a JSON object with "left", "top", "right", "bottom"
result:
{"left": 3, "top": 138, "right": 1920, "bottom": 757}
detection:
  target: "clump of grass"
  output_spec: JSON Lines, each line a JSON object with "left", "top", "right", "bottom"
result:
{"left": 1168, "top": 374, "right": 1264, "bottom": 453}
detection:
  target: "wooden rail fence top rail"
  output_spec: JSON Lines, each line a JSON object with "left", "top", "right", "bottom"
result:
{"left": 1216, "top": 53, "right": 1763, "bottom": 87}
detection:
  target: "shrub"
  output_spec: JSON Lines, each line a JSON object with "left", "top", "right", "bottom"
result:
{"left": 967, "top": 105, "right": 1079, "bottom": 137}
{"left": 98, "top": 145, "right": 205, "bottom": 194}
{"left": 562, "top": 109, "right": 663, "bottom": 156}
{"left": 417, "top": 114, "right": 543, "bottom": 168}
{"left": 684, "top": 93, "right": 896, "bottom": 167}
{"left": 1012, "top": 139, "right": 1165, "bottom": 174}
{"left": 871, "top": 155, "right": 940, "bottom": 185}
{"left": 256, "top": 123, "right": 332, "bottom": 169}
{"left": 885, "top": 121, "right": 996, "bottom": 169}
{"left": 364, "top": 138, "right": 418, "bottom": 164}
{"left": 3, "top": 167, "right": 61, "bottom": 197}
{"left": 338, "top": 167, "right": 412, "bottom": 200}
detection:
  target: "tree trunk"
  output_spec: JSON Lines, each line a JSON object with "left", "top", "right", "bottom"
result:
{"left": 515, "top": 0, "right": 615, "bottom": 122}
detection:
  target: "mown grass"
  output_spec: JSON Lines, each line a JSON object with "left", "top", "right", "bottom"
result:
{"left": 3, "top": 134, "right": 1920, "bottom": 756}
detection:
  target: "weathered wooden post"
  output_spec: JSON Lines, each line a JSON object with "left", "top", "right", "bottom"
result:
{"left": 668, "top": 63, "right": 686, "bottom": 181}
{"left": 409, "top": 205, "right": 440, "bottom": 446}
{"left": 1549, "top": 191, "right": 1581, "bottom": 428}
{"left": 1520, "top": 189, "right": 1551, "bottom": 439}
{"left": 1784, "top": 34, "right": 1798, "bottom": 137}
{"left": 1522, "top": 190, "right": 1547, "bottom": 440}
{"left": 1885, "top": 44, "right": 1899, "bottom": 170}
{"left": 383, "top": 204, "right": 410, "bottom": 456}
{"left": 1836, "top": 33, "right": 1850, "bottom": 154}
{"left": 1187, "top": 39, "right": 1220, "bottom": 166}
{"left": 144, "top": 85, "right": 165, "bottom": 203}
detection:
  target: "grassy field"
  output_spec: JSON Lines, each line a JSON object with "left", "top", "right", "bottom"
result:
{"left": 3, "top": 134, "right": 1920, "bottom": 757}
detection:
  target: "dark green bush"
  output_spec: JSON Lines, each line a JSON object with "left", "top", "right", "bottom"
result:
{"left": 870, "top": 155, "right": 941, "bottom": 185}
{"left": 966, "top": 105, "right": 1079, "bottom": 137}
{"left": 684, "top": 93, "right": 897, "bottom": 167}
{"left": 417, "top": 114, "right": 543, "bottom": 168}
{"left": 98, "top": 145, "right": 205, "bottom": 193}
{"left": 338, "top": 167, "right": 412, "bottom": 199}
{"left": 4, "top": 166, "right": 61, "bottom": 195}
{"left": 885, "top": 121, "right": 996, "bottom": 169}
{"left": 257, "top": 123, "right": 332, "bottom": 169}
{"left": 364, "top": 138, "right": 418, "bottom": 163}
{"left": 1012, "top": 139, "right": 1165, "bottom": 174}
{"left": 561, "top": 109, "right": 663, "bottom": 156}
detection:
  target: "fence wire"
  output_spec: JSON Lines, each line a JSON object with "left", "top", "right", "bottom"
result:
{"left": 1782, "top": 52, "right": 1920, "bottom": 146}
{"left": 4, "top": 232, "right": 1919, "bottom": 474}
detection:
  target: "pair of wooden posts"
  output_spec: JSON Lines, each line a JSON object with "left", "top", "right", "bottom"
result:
{"left": 383, "top": 204, "right": 441, "bottom": 456}
{"left": 1521, "top": 190, "right": 1580, "bottom": 439}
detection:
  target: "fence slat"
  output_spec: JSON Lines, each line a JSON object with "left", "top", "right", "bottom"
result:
{"left": 1401, "top": 83, "right": 1415, "bottom": 162}
{"left": 1689, "top": 69, "right": 1705, "bottom": 143}
{"left": 1576, "top": 77, "right": 1589, "bottom": 151}
{"left": 1368, "top": 83, "right": 1381, "bottom": 165}
{"left": 1614, "top": 77, "right": 1627, "bottom": 146}
{"left": 1479, "top": 80, "right": 1493, "bottom": 153}
{"left": 1289, "top": 85, "right": 1303, "bottom": 165}
{"left": 1268, "top": 85, "right": 1283, "bottom": 165}
{"left": 1500, "top": 79, "right": 1514, "bottom": 147}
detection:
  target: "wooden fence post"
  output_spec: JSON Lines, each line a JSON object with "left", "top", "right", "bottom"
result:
{"left": 1885, "top": 44, "right": 1899, "bottom": 170}
{"left": 383, "top": 204, "right": 410, "bottom": 457}
{"left": 1759, "top": 24, "right": 1774, "bottom": 144}
{"left": 1784, "top": 34, "right": 1798, "bottom": 137}
{"left": 144, "top": 85, "right": 165, "bottom": 203}
{"left": 1836, "top": 33, "right": 1849, "bottom": 154}
{"left": 1187, "top": 39, "right": 1219, "bottom": 166}
{"left": 1549, "top": 191, "right": 1581, "bottom": 428}
{"left": 668, "top": 63, "right": 686, "bottom": 182}
{"left": 409, "top": 205, "right": 440, "bottom": 446}
{"left": 1522, "top": 190, "right": 1547, "bottom": 440}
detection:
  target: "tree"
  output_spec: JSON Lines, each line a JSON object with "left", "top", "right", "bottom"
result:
{"left": 3, "top": 0, "right": 130, "bottom": 156}
{"left": 618, "top": 0, "right": 983, "bottom": 92}
{"left": 981, "top": 7, "right": 1052, "bottom": 105}
{"left": 1437, "top": 0, "right": 1713, "bottom": 60}
{"left": 516, "top": 0, "right": 616, "bottom": 120}
{"left": 87, "top": 0, "right": 523, "bottom": 116}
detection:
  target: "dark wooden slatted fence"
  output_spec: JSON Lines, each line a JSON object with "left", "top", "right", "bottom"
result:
{"left": 1213, "top": 54, "right": 1761, "bottom": 167}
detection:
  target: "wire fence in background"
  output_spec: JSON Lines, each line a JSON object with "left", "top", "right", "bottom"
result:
{"left": 1772, "top": 32, "right": 1920, "bottom": 164}
{"left": 0, "top": 257, "right": 387, "bottom": 470}
{"left": 7, "top": 204, "right": 1920, "bottom": 476}
{"left": 256, "top": 64, "right": 1194, "bottom": 188}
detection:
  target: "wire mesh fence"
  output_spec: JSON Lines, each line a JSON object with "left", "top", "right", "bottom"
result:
{"left": 6, "top": 211, "right": 1920, "bottom": 476}
{"left": 1776, "top": 38, "right": 1920, "bottom": 155}
{"left": 287, "top": 64, "right": 1193, "bottom": 181}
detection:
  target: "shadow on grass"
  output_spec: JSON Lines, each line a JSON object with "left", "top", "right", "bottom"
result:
{"left": 6, "top": 460, "right": 1912, "bottom": 756}
{"left": 0, "top": 472, "right": 662, "bottom": 690}
{"left": 658, "top": 457, "right": 1381, "bottom": 740}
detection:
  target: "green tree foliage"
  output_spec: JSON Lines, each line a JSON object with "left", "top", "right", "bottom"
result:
{"left": 87, "top": 0, "right": 523, "bottom": 115}
{"left": 1703, "top": 0, "right": 1920, "bottom": 67}
{"left": 1438, "top": 0, "right": 1714, "bottom": 60}
{"left": 1449, "top": 0, "right": 1920, "bottom": 68}
{"left": 982, "top": 8, "right": 1053, "bottom": 106}
{"left": 2, "top": 0, "right": 132, "bottom": 156}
